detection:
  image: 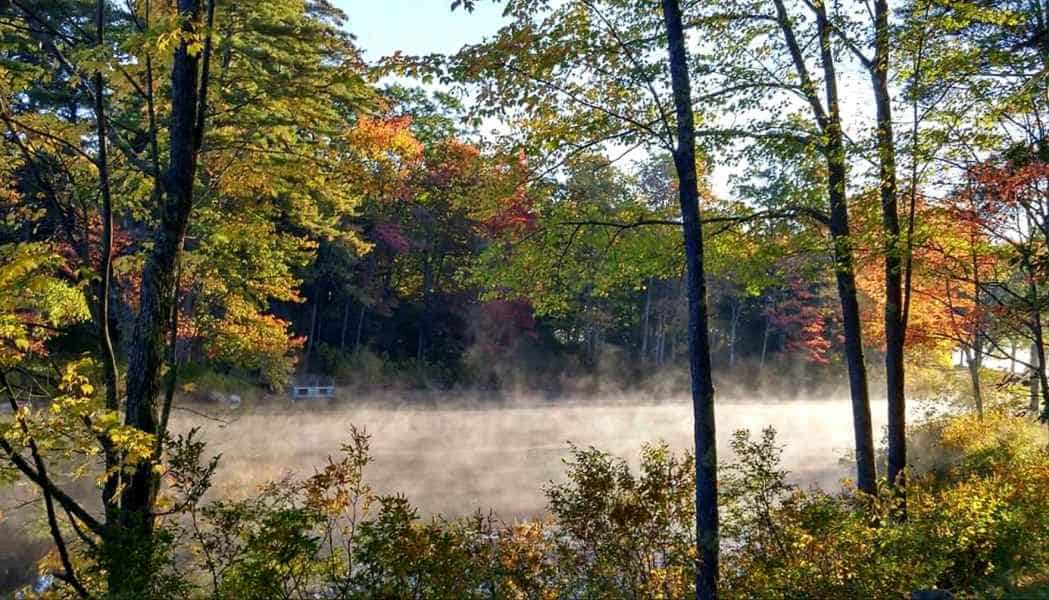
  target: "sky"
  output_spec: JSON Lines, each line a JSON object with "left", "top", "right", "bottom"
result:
{"left": 328, "top": 0, "right": 790, "bottom": 197}
{"left": 333, "top": 0, "right": 509, "bottom": 62}
{"left": 329, "top": 1, "right": 873, "bottom": 198}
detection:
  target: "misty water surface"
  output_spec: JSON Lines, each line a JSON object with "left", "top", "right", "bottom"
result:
{"left": 177, "top": 396, "right": 891, "bottom": 517}
{"left": 0, "top": 395, "right": 893, "bottom": 588}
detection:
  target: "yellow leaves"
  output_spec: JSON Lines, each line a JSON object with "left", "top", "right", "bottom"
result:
{"left": 107, "top": 425, "right": 157, "bottom": 466}
{"left": 0, "top": 243, "right": 88, "bottom": 368}
{"left": 2, "top": 361, "right": 162, "bottom": 487}
{"left": 198, "top": 296, "right": 301, "bottom": 389}
{"left": 155, "top": 26, "right": 187, "bottom": 56}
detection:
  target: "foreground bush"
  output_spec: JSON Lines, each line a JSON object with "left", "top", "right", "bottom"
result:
{"left": 17, "top": 411, "right": 1049, "bottom": 599}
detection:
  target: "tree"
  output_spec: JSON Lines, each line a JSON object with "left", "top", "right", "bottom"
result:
{"left": 468, "top": 154, "right": 683, "bottom": 367}
{"left": 449, "top": 0, "right": 722, "bottom": 593}
{"left": 693, "top": 0, "right": 877, "bottom": 495}
{"left": 662, "top": 2, "right": 720, "bottom": 594}
{"left": 904, "top": 0, "right": 1049, "bottom": 418}
{"left": 960, "top": 158, "right": 1049, "bottom": 419}
{"left": 0, "top": 0, "right": 373, "bottom": 593}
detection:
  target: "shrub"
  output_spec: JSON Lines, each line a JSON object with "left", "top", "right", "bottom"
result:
{"left": 22, "top": 411, "right": 1049, "bottom": 598}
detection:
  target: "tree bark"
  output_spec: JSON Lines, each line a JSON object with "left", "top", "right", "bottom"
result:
{"left": 116, "top": 0, "right": 211, "bottom": 590}
{"left": 418, "top": 247, "right": 434, "bottom": 367}
{"left": 872, "top": 0, "right": 907, "bottom": 496}
{"left": 91, "top": 0, "right": 122, "bottom": 523}
{"left": 641, "top": 277, "right": 652, "bottom": 363}
{"left": 1030, "top": 310, "right": 1049, "bottom": 418}
{"left": 772, "top": 0, "right": 877, "bottom": 496}
{"left": 355, "top": 303, "right": 366, "bottom": 355}
{"left": 339, "top": 298, "right": 351, "bottom": 353}
{"left": 1022, "top": 248, "right": 1049, "bottom": 418}
{"left": 728, "top": 298, "right": 740, "bottom": 368}
{"left": 760, "top": 301, "right": 772, "bottom": 372}
{"left": 304, "top": 292, "right": 320, "bottom": 372}
{"left": 1031, "top": 341, "right": 1042, "bottom": 415}
{"left": 661, "top": 1, "right": 719, "bottom": 597}
{"left": 965, "top": 346, "right": 983, "bottom": 417}
{"left": 960, "top": 344, "right": 977, "bottom": 415}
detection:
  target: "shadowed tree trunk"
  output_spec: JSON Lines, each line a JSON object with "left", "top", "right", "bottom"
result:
{"left": 91, "top": 0, "right": 121, "bottom": 524}
{"left": 355, "top": 303, "right": 366, "bottom": 354}
{"left": 304, "top": 292, "right": 320, "bottom": 372}
{"left": 1021, "top": 248, "right": 1049, "bottom": 418}
{"left": 417, "top": 242, "right": 436, "bottom": 368}
{"left": 340, "top": 298, "right": 351, "bottom": 353}
{"left": 728, "top": 298, "right": 740, "bottom": 368}
{"left": 772, "top": 0, "right": 877, "bottom": 495}
{"left": 116, "top": 0, "right": 213, "bottom": 590}
{"left": 760, "top": 299, "right": 773, "bottom": 372}
{"left": 1030, "top": 306, "right": 1049, "bottom": 417}
{"left": 661, "top": 1, "right": 719, "bottom": 597}
{"left": 872, "top": 0, "right": 907, "bottom": 497}
{"left": 1031, "top": 341, "right": 1042, "bottom": 415}
{"left": 962, "top": 226, "right": 985, "bottom": 416}
{"left": 641, "top": 277, "right": 652, "bottom": 363}
{"left": 962, "top": 345, "right": 983, "bottom": 416}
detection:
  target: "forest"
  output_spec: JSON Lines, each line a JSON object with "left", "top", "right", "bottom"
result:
{"left": 2, "top": 0, "right": 1049, "bottom": 598}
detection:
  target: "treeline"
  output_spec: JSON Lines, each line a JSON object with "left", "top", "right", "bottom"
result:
{"left": 279, "top": 143, "right": 847, "bottom": 392}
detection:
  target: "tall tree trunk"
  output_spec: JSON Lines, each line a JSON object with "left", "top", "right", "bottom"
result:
{"left": 661, "top": 1, "right": 719, "bottom": 597}
{"left": 962, "top": 345, "right": 983, "bottom": 416}
{"left": 826, "top": 107, "right": 878, "bottom": 499}
{"left": 418, "top": 248, "right": 434, "bottom": 368}
{"left": 760, "top": 302, "right": 772, "bottom": 372}
{"left": 1031, "top": 311, "right": 1049, "bottom": 418}
{"left": 657, "top": 311, "right": 666, "bottom": 366}
{"left": 355, "top": 303, "right": 366, "bottom": 355}
{"left": 773, "top": 0, "right": 877, "bottom": 496}
{"left": 92, "top": 0, "right": 121, "bottom": 522}
{"left": 818, "top": 14, "right": 877, "bottom": 498}
{"left": 641, "top": 277, "right": 652, "bottom": 363}
{"left": 872, "top": 0, "right": 907, "bottom": 495}
{"left": 1031, "top": 341, "right": 1042, "bottom": 415}
{"left": 304, "top": 293, "right": 320, "bottom": 372}
{"left": 339, "top": 298, "right": 350, "bottom": 353}
{"left": 1024, "top": 249, "right": 1049, "bottom": 418}
{"left": 116, "top": 0, "right": 212, "bottom": 590}
{"left": 728, "top": 298, "right": 740, "bottom": 368}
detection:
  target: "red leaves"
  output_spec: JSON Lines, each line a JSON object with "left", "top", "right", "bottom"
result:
{"left": 421, "top": 139, "right": 483, "bottom": 189}
{"left": 482, "top": 186, "right": 537, "bottom": 237}
{"left": 475, "top": 299, "right": 538, "bottom": 354}
{"left": 969, "top": 161, "right": 1049, "bottom": 209}
{"left": 373, "top": 222, "right": 411, "bottom": 255}
{"left": 767, "top": 277, "right": 838, "bottom": 365}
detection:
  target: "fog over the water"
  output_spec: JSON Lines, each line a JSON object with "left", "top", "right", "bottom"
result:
{"left": 175, "top": 395, "right": 890, "bottom": 517}
{"left": 0, "top": 393, "right": 894, "bottom": 588}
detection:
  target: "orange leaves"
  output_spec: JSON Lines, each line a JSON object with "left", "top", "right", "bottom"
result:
{"left": 199, "top": 297, "right": 303, "bottom": 389}
{"left": 343, "top": 115, "right": 424, "bottom": 204}
{"left": 850, "top": 191, "right": 992, "bottom": 358}
{"left": 767, "top": 277, "right": 838, "bottom": 364}
{"left": 969, "top": 161, "right": 1049, "bottom": 209}
{"left": 349, "top": 115, "right": 424, "bottom": 163}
